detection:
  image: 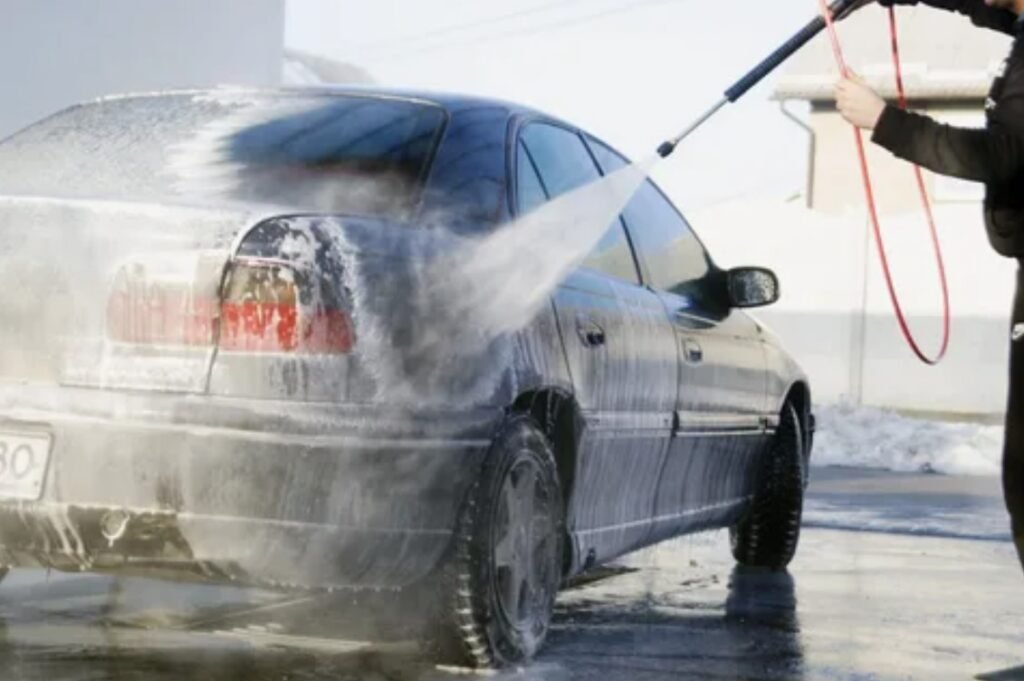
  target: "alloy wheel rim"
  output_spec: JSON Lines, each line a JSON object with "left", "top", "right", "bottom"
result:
{"left": 491, "top": 452, "right": 559, "bottom": 643}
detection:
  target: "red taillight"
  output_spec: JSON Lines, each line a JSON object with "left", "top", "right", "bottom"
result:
{"left": 219, "top": 301, "right": 298, "bottom": 352}
{"left": 218, "top": 261, "right": 355, "bottom": 355}
{"left": 106, "top": 268, "right": 217, "bottom": 347}
{"left": 106, "top": 258, "right": 355, "bottom": 355}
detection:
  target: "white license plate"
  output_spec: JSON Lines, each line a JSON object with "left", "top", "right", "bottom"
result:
{"left": 0, "top": 431, "right": 52, "bottom": 501}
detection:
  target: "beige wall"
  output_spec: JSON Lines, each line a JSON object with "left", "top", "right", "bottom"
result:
{"left": 808, "top": 101, "right": 986, "bottom": 215}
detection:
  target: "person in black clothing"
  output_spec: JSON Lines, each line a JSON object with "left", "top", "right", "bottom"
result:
{"left": 837, "top": 0, "right": 1024, "bottom": 572}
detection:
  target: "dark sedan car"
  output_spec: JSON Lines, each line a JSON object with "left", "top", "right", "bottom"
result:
{"left": 0, "top": 88, "right": 813, "bottom": 667}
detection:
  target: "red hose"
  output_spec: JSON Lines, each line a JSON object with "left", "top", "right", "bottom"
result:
{"left": 818, "top": 1, "right": 951, "bottom": 365}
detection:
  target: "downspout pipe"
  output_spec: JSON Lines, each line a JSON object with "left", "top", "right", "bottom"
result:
{"left": 779, "top": 100, "right": 816, "bottom": 208}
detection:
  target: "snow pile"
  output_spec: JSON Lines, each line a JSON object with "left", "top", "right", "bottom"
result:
{"left": 813, "top": 404, "right": 1003, "bottom": 476}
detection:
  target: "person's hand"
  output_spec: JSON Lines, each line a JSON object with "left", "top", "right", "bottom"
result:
{"left": 835, "top": 75, "right": 887, "bottom": 130}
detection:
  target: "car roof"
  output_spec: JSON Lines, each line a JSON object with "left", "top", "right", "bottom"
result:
{"left": 92, "top": 85, "right": 575, "bottom": 129}
{"left": 53, "top": 86, "right": 622, "bottom": 233}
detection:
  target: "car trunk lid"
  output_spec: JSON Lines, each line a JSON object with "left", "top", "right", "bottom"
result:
{"left": 0, "top": 194, "right": 270, "bottom": 392}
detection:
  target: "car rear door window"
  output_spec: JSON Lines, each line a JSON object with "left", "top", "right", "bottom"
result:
{"left": 518, "top": 123, "right": 640, "bottom": 285}
{"left": 588, "top": 139, "right": 711, "bottom": 299}
{"left": 519, "top": 123, "right": 600, "bottom": 198}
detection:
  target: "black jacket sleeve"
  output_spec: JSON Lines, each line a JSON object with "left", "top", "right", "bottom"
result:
{"left": 915, "top": 0, "right": 1018, "bottom": 34}
{"left": 872, "top": 105, "right": 1024, "bottom": 184}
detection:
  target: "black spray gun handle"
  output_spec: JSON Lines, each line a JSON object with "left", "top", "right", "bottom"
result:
{"left": 658, "top": 0, "right": 862, "bottom": 158}
{"left": 725, "top": 0, "right": 862, "bottom": 101}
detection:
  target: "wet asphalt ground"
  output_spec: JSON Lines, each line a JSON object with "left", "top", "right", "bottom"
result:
{"left": 0, "top": 468, "right": 1021, "bottom": 681}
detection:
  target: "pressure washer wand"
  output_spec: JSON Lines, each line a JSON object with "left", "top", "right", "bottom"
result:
{"left": 657, "top": 0, "right": 862, "bottom": 158}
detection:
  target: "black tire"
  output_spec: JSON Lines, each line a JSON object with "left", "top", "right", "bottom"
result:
{"left": 730, "top": 403, "right": 806, "bottom": 570}
{"left": 427, "top": 415, "right": 565, "bottom": 668}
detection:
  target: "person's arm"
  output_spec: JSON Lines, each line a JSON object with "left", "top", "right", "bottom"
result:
{"left": 871, "top": 105, "right": 1024, "bottom": 184}
{"left": 879, "top": 0, "right": 1018, "bottom": 35}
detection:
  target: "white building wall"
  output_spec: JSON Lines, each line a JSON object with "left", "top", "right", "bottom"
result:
{"left": 696, "top": 198, "right": 1016, "bottom": 417}
{"left": 0, "top": 0, "right": 284, "bottom": 139}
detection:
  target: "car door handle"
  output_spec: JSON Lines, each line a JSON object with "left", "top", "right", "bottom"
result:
{"left": 576, "top": 317, "right": 607, "bottom": 348}
{"left": 683, "top": 338, "right": 703, "bottom": 364}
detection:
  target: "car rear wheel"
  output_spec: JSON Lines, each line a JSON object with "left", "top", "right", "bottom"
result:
{"left": 730, "top": 403, "right": 805, "bottom": 570}
{"left": 427, "top": 415, "right": 565, "bottom": 668}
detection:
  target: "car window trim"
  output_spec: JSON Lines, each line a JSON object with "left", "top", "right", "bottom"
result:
{"left": 580, "top": 135, "right": 645, "bottom": 290}
{"left": 516, "top": 138, "right": 551, "bottom": 210}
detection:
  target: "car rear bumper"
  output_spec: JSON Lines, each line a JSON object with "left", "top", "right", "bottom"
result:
{"left": 0, "top": 383, "right": 501, "bottom": 589}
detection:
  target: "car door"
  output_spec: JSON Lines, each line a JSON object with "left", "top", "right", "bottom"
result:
{"left": 587, "top": 139, "right": 770, "bottom": 541}
{"left": 515, "top": 122, "right": 678, "bottom": 567}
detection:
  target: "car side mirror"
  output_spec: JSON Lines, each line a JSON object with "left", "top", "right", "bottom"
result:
{"left": 727, "top": 267, "right": 779, "bottom": 309}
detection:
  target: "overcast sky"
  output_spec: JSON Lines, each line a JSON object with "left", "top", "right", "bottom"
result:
{"left": 285, "top": 0, "right": 834, "bottom": 212}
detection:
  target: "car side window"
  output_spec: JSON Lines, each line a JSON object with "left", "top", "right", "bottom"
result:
{"left": 588, "top": 138, "right": 712, "bottom": 301}
{"left": 520, "top": 123, "right": 601, "bottom": 198}
{"left": 518, "top": 123, "right": 640, "bottom": 285}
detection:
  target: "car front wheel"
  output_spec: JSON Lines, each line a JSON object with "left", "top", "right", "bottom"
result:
{"left": 730, "top": 403, "right": 806, "bottom": 570}
{"left": 428, "top": 414, "right": 565, "bottom": 668}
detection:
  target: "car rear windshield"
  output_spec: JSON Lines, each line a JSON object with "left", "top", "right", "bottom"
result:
{"left": 0, "top": 92, "right": 447, "bottom": 221}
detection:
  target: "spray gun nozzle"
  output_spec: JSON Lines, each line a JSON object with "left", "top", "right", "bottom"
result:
{"left": 656, "top": 141, "right": 676, "bottom": 159}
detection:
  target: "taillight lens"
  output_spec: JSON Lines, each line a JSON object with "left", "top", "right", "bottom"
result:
{"left": 106, "top": 257, "right": 355, "bottom": 355}
{"left": 219, "top": 261, "right": 355, "bottom": 355}
{"left": 106, "top": 266, "right": 217, "bottom": 347}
